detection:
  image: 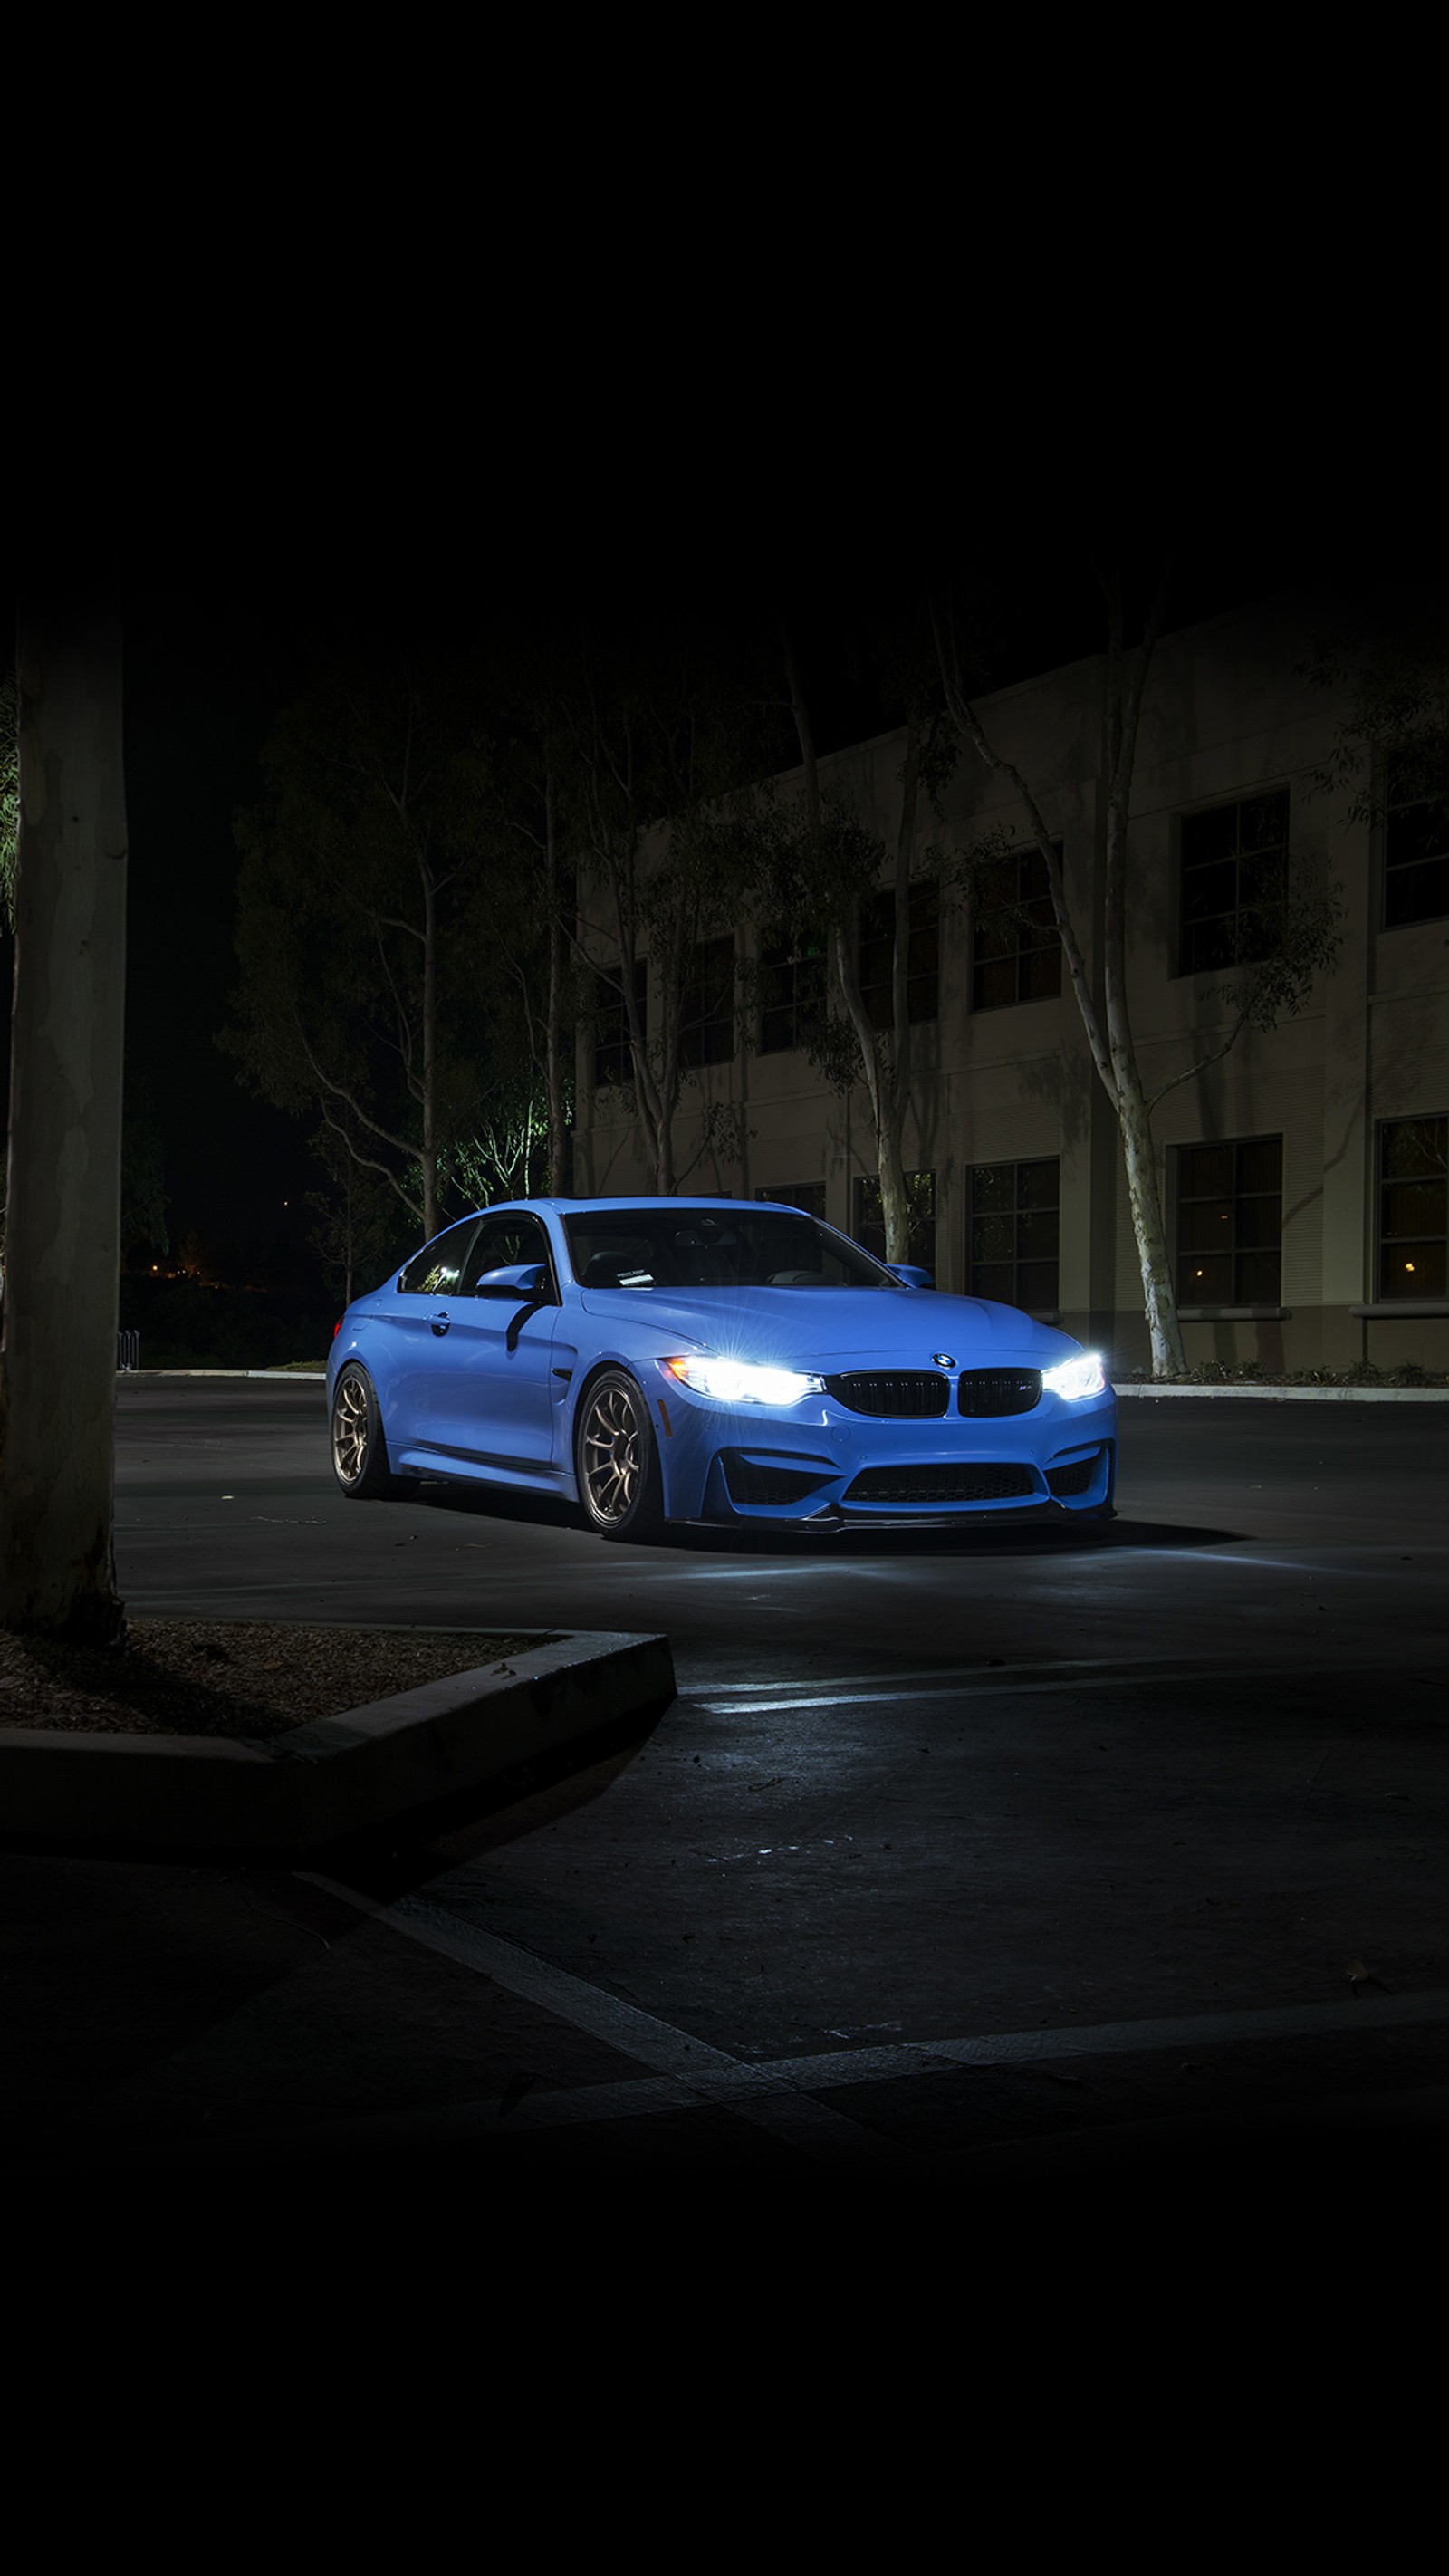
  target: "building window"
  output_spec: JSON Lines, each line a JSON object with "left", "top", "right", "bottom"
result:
{"left": 854, "top": 1170, "right": 936, "bottom": 1269}
{"left": 755, "top": 1183, "right": 826, "bottom": 1217}
{"left": 1175, "top": 1137, "right": 1282, "bottom": 1305}
{"left": 967, "top": 1159, "right": 1059, "bottom": 1312}
{"left": 971, "top": 843, "right": 1062, "bottom": 1011}
{"left": 1378, "top": 1116, "right": 1447, "bottom": 1298}
{"left": 859, "top": 884, "right": 939, "bottom": 1028}
{"left": 758, "top": 931, "right": 827, "bottom": 1053}
{"left": 1384, "top": 759, "right": 1449, "bottom": 928}
{"left": 593, "top": 958, "right": 646, "bottom": 1091}
{"left": 1178, "top": 790, "right": 1290, "bottom": 976}
{"left": 680, "top": 934, "right": 734, "bottom": 1069}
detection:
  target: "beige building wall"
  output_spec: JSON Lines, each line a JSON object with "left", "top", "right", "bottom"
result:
{"left": 575, "top": 587, "right": 1449, "bottom": 1374}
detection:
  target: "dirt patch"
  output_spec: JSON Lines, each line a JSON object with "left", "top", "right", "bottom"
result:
{"left": 0, "top": 1620, "right": 556, "bottom": 1744}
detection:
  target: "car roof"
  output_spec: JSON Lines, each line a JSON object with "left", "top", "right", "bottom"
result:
{"left": 475, "top": 1197, "right": 810, "bottom": 1216}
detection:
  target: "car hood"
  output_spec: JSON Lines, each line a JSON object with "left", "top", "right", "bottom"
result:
{"left": 575, "top": 1284, "right": 1078, "bottom": 1366}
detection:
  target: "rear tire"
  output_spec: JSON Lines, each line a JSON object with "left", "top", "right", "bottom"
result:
{"left": 574, "top": 1370, "right": 665, "bottom": 1542}
{"left": 331, "top": 1363, "right": 418, "bottom": 1501}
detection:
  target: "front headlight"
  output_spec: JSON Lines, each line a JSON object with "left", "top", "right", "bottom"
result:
{"left": 1041, "top": 1351, "right": 1108, "bottom": 1401}
{"left": 664, "top": 1356, "right": 824, "bottom": 1406}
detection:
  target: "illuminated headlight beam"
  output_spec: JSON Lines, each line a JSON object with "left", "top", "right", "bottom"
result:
{"left": 665, "top": 1356, "right": 825, "bottom": 1407}
{"left": 1041, "top": 1351, "right": 1108, "bottom": 1400}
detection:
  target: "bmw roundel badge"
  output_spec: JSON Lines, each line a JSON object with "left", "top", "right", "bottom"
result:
{"left": 933, "top": 1352, "right": 956, "bottom": 1368}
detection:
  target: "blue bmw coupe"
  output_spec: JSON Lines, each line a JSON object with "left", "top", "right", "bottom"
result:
{"left": 327, "top": 1197, "right": 1117, "bottom": 1540}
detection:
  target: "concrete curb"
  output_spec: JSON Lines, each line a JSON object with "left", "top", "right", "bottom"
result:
{"left": 119, "top": 1369, "right": 329, "bottom": 1381}
{"left": 0, "top": 1630, "right": 676, "bottom": 1858}
{"left": 1112, "top": 1383, "right": 1449, "bottom": 1401}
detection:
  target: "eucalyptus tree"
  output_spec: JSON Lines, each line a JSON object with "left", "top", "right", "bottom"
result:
{"left": 747, "top": 623, "right": 955, "bottom": 1264}
{"left": 458, "top": 643, "right": 583, "bottom": 1198}
{"left": 936, "top": 564, "right": 1341, "bottom": 1376}
{"left": 1300, "top": 593, "right": 1449, "bottom": 896}
{"left": 305, "top": 1123, "right": 402, "bottom": 1310}
{"left": 562, "top": 621, "right": 769, "bottom": 1195}
{"left": 226, "top": 643, "right": 518, "bottom": 1247}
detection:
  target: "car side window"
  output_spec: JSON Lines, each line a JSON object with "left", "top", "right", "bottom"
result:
{"left": 460, "top": 1215, "right": 556, "bottom": 1297}
{"left": 398, "top": 1219, "right": 481, "bottom": 1296}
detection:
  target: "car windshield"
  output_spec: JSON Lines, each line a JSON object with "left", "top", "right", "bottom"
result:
{"left": 562, "top": 1207, "right": 893, "bottom": 1292}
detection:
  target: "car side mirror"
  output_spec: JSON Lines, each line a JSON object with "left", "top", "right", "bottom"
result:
{"left": 475, "top": 1262, "right": 549, "bottom": 1300}
{"left": 886, "top": 1264, "right": 935, "bottom": 1289}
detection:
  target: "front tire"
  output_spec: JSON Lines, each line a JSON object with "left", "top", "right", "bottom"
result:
{"left": 574, "top": 1370, "right": 664, "bottom": 1542}
{"left": 331, "top": 1363, "right": 418, "bottom": 1501}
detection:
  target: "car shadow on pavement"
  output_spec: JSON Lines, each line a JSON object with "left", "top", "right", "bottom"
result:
{"left": 406, "top": 1480, "right": 1242, "bottom": 1558}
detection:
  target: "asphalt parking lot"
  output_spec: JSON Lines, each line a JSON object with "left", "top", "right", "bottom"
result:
{"left": 3, "top": 1379, "right": 1445, "bottom": 2203}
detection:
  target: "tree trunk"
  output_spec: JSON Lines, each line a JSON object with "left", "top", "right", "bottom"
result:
{"left": 790, "top": 637, "right": 916, "bottom": 1264}
{"left": 882, "top": 716, "right": 922, "bottom": 1264}
{"left": 1, "top": 590, "right": 128, "bottom": 1641}
{"left": 1115, "top": 1075, "right": 1185, "bottom": 1376}
{"left": 420, "top": 864, "right": 438, "bottom": 1239}
{"left": 1099, "top": 587, "right": 1186, "bottom": 1376}
{"left": 938, "top": 570, "right": 1188, "bottom": 1371}
{"left": 543, "top": 774, "right": 568, "bottom": 1195}
{"left": 877, "top": 1122, "right": 910, "bottom": 1264}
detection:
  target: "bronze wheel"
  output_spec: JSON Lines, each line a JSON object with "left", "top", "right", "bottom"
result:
{"left": 574, "top": 1370, "right": 663, "bottom": 1541}
{"left": 331, "top": 1363, "right": 417, "bottom": 1501}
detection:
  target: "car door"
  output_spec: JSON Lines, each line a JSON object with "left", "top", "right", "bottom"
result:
{"left": 420, "top": 1212, "right": 561, "bottom": 1473}
{"left": 375, "top": 1216, "right": 483, "bottom": 1448}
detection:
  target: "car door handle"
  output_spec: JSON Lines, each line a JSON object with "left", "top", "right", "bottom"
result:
{"left": 431, "top": 1310, "right": 450, "bottom": 1336}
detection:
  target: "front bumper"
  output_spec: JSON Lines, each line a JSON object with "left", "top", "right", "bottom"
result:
{"left": 650, "top": 1367, "right": 1118, "bottom": 1525}
{"left": 697, "top": 1439, "right": 1116, "bottom": 1524}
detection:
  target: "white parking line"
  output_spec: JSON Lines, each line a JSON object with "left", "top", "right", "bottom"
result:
{"left": 698, "top": 1667, "right": 1310, "bottom": 1716}
{"left": 301, "top": 1873, "right": 1449, "bottom": 2155}
{"left": 302, "top": 1878, "right": 899, "bottom": 2165}
{"left": 695, "top": 1658, "right": 1165, "bottom": 1696}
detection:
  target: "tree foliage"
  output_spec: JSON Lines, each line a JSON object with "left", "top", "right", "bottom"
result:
{"left": 1301, "top": 601, "right": 1449, "bottom": 824}
{"left": 304, "top": 1123, "right": 404, "bottom": 1309}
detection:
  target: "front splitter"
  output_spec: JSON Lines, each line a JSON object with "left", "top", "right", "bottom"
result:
{"left": 678, "top": 1500, "right": 1117, "bottom": 1535}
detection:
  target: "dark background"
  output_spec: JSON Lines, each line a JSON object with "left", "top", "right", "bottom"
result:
{"left": 3, "top": 436, "right": 1427, "bottom": 1356}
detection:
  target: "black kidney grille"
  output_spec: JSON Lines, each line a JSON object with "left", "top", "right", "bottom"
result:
{"left": 845, "top": 1463, "right": 1035, "bottom": 1505}
{"left": 724, "top": 1456, "right": 830, "bottom": 1505}
{"left": 825, "top": 1371, "right": 949, "bottom": 1418}
{"left": 957, "top": 1369, "right": 1041, "bottom": 1417}
{"left": 1046, "top": 1452, "right": 1099, "bottom": 1496}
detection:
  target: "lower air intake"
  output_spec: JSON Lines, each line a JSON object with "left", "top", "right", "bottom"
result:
{"left": 724, "top": 1456, "right": 830, "bottom": 1505}
{"left": 1046, "top": 1452, "right": 1099, "bottom": 1496}
{"left": 845, "top": 1463, "right": 1036, "bottom": 1505}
